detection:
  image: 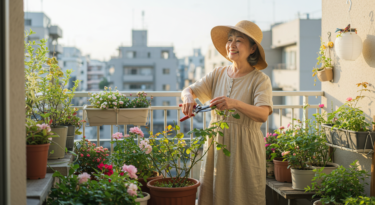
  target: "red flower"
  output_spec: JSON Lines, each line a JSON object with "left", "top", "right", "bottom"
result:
{"left": 119, "top": 172, "right": 124, "bottom": 176}
{"left": 49, "top": 119, "right": 53, "bottom": 125}
{"left": 73, "top": 112, "right": 77, "bottom": 116}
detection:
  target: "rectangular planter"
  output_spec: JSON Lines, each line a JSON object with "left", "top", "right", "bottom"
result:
{"left": 84, "top": 105, "right": 150, "bottom": 126}
{"left": 322, "top": 124, "right": 375, "bottom": 150}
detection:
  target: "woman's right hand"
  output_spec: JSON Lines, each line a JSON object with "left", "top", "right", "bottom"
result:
{"left": 182, "top": 93, "right": 197, "bottom": 116}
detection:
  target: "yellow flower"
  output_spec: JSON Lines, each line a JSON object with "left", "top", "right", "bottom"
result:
{"left": 328, "top": 41, "right": 334, "bottom": 48}
{"left": 321, "top": 45, "right": 326, "bottom": 50}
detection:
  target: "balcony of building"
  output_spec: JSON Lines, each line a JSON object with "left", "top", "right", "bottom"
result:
{"left": 48, "top": 42, "right": 63, "bottom": 55}
{"left": 48, "top": 25, "right": 63, "bottom": 39}
{"left": 123, "top": 75, "right": 153, "bottom": 82}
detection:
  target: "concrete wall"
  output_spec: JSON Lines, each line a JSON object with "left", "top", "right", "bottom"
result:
{"left": 7, "top": 0, "right": 27, "bottom": 204}
{"left": 322, "top": 0, "right": 375, "bottom": 196}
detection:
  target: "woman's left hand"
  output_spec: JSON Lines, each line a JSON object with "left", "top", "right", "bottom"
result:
{"left": 209, "top": 96, "right": 237, "bottom": 111}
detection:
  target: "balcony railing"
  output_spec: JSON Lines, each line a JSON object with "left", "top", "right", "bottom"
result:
{"left": 70, "top": 90, "right": 324, "bottom": 178}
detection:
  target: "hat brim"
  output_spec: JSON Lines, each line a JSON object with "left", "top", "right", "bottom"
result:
{"left": 211, "top": 25, "right": 268, "bottom": 70}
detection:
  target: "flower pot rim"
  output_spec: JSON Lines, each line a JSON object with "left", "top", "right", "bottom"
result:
{"left": 290, "top": 168, "right": 314, "bottom": 171}
{"left": 26, "top": 143, "right": 50, "bottom": 146}
{"left": 311, "top": 162, "right": 339, "bottom": 168}
{"left": 147, "top": 177, "right": 200, "bottom": 191}
{"left": 50, "top": 125, "right": 68, "bottom": 129}
{"left": 84, "top": 105, "right": 150, "bottom": 110}
{"left": 135, "top": 192, "right": 150, "bottom": 202}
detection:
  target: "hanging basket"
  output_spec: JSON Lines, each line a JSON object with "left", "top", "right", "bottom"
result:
{"left": 335, "top": 32, "right": 363, "bottom": 61}
{"left": 317, "top": 67, "right": 333, "bottom": 82}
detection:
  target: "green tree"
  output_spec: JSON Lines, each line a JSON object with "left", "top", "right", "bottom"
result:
{"left": 99, "top": 77, "right": 109, "bottom": 90}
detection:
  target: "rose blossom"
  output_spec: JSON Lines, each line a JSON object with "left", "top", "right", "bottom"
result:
{"left": 281, "top": 151, "right": 290, "bottom": 156}
{"left": 265, "top": 144, "right": 270, "bottom": 148}
{"left": 112, "top": 132, "right": 124, "bottom": 140}
{"left": 127, "top": 183, "right": 138, "bottom": 196}
{"left": 319, "top": 104, "right": 324, "bottom": 108}
{"left": 78, "top": 172, "right": 91, "bottom": 184}
{"left": 279, "top": 126, "right": 285, "bottom": 130}
{"left": 122, "top": 164, "right": 138, "bottom": 179}
{"left": 346, "top": 97, "right": 353, "bottom": 102}
{"left": 129, "top": 127, "right": 144, "bottom": 137}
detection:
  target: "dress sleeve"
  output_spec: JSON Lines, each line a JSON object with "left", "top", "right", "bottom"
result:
{"left": 254, "top": 74, "right": 273, "bottom": 115}
{"left": 189, "top": 69, "right": 216, "bottom": 104}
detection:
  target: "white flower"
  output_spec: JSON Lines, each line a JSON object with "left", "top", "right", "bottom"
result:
{"left": 95, "top": 95, "right": 99, "bottom": 98}
{"left": 100, "top": 98, "right": 103, "bottom": 100}
{"left": 113, "top": 102, "right": 117, "bottom": 105}
{"left": 119, "top": 101, "right": 124, "bottom": 105}
{"left": 113, "top": 96, "right": 116, "bottom": 100}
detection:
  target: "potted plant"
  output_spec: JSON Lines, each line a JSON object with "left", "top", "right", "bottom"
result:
{"left": 73, "top": 136, "right": 110, "bottom": 176}
{"left": 271, "top": 126, "right": 292, "bottom": 183}
{"left": 265, "top": 132, "right": 279, "bottom": 178}
{"left": 85, "top": 88, "right": 151, "bottom": 126}
{"left": 335, "top": 24, "right": 362, "bottom": 61}
{"left": 111, "top": 127, "right": 163, "bottom": 194}
{"left": 305, "top": 160, "right": 370, "bottom": 205}
{"left": 312, "top": 37, "right": 333, "bottom": 85}
{"left": 57, "top": 107, "right": 85, "bottom": 150}
{"left": 146, "top": 108, "right": 239, "bottom": 205}
{"left": 48, "top": 163, "right": 149, "bottom": 204}
{"left": 315, "top": 82, "right": 375, "bottom": 149}
{"left": 25, "top": 29, "right": 80, "bottom": 159}
{"left": 26, "top": 115, "right": 58, "bottom": 179}
{"left": 343, "top": 196, "right": 375, "bottom": 205}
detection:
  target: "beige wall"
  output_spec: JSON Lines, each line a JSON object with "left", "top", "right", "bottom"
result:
{"left": 322, "top": 0, "right": 375, "bottom": 196}
{"left": 6, "top": 0, "right": 26, "bottom": 204}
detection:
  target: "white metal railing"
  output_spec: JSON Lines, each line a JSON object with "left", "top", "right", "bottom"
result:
{"left": 71, "top": 90, "right": 324, "bottom": 178}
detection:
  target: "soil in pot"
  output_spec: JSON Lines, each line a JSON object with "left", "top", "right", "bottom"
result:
{"left": 27, "top": 144, "right": 50, "bottom": 179}
{"left": 138, "top": 171, "right": 163, "bottom": 193}
{"left": 147, "top": 178, "right": 200, "bottom": 205}
{"left": 291, "top": 168, "right": 315, "bottom": 190}
{"left": 273, "top": 159, "right": 292, "bottom": 183}
{"left": 135, "top": 192, "right": 151, "bottom": 205}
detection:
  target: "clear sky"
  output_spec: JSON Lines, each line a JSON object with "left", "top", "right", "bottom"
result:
{"left": 24, "top": 0, "right": 322, "bottom": 61}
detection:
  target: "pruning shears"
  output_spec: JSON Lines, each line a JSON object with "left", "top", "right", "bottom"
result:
{"left": 179, "top": 104, "right": 214, "bottom": 122}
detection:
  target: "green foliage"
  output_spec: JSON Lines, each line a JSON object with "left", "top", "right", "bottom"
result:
{"left": 148, "top": 109, "right": 239, "bottom": 187}
{"left": 24, "top": 29, "right": 80, "bottom": 128}
{"left": 265, "top": 132, "right": 279, "bottom": 161}
{"left": 56, "top": 107, "right": 85, "bottom": 135}
{"left": 48, "top": 165, "right": 142, "bottom": 205}
{"left": 305, "top": 160, "right": 370, "bottom": 204}
{"left": 343, "top": 196, "right": 375, "bottom": 205}
{"left": 26, "top": 114, "right": 58, "bottom": 145}
{"left": 271, "top": 118, "right": 332, "bottom": 169}
{"left": 99, "top": 77, "right": 109, "bottom": 90}
{"left": 88, "top": 88, "right": 150, "bottom": 109}
{"left": 153, "top": 180, "right": 194, "bottom": 188}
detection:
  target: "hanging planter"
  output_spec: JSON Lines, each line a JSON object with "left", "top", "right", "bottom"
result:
{"left": 335, "top": 25, "right": 362, "bottom": 61}
{"left": 317, "top": 66, "right": 333, "bottom": 82}
{"left": 312, "top": 35, "right": 334, "bottom": 85}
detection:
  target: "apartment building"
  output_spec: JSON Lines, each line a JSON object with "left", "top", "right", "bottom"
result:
{"left": 178, "top": 48, "right": 205, "bottom": 90}
{"left": 24, "top": 12, "right": 63, "bottom": 57}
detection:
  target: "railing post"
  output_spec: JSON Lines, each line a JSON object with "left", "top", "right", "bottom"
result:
{"left": 82, "top": 108, "right": 86, "bottom": 137}
{"left": 97, "top": 126, "right": 100, "bottom": 147}
{"left": 110, "top": 125, "right": 114, "bottom": 154}
{"left": 303, "top": 96, "right": 309, "bottom": 128}
{"left": 292, "top": 108, "right": 295, "bottom": 127}
{"left": 279, "top": 109, "right": 282, "bottom": 130}
{"left": 190, "top": 117, "right": 194, "bottom": 179}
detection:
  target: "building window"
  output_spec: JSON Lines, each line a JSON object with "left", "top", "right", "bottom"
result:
{"left": 163, "top": 68, "right": 170, "bottom": 74}
{"left": 161, "top": 51, "right": 169, "bottom": 59}
{"left": 162, "top": 84, "right": 170, "bottom": 91}
{"left": 126, "top": 51, "right": 136, "bottom": 59}
{"left": 63, "top": 61, "right": 66, "bottom": 67}
{"left": 148, "top": 52, "right": 151, "bottom": 58}
{"left": 25, "top": 19, "right": 32, "bottom": 26}
{"left": 162, "top": 101, "right": 170, "bottom": 106}
{"left": 130, "top": 69, "right": 137, "bottom": 75}
{"left": 200, "top": 59, "right": 204, "bottom": 64}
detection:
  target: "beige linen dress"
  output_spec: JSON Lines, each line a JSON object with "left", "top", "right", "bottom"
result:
{"left": 189, "top": 66, "right": 273, "bottom": 205}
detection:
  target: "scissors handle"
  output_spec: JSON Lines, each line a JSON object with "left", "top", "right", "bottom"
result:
{"left": 179, "top": 114, "right": 195, "bottom": 122}
{"left": 179, "top": 104, "right": 197, "bottom": 108}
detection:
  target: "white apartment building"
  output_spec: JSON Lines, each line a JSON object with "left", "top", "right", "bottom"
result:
{"left": 87, "top": 59, "right": 106, "bottom": 91}
{"left": 24, "top": 12, "right": 63, "bottom": 57}
{"left": 178, "top": 48, "right": 205, "bottom": 90}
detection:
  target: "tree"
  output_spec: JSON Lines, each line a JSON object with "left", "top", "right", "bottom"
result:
{"left": 99, "top": 77, "right": 109, "bottom": 90}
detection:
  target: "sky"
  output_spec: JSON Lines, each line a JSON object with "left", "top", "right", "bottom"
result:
{"left": 24, "top": 0, "right": 322, "bottom": 61}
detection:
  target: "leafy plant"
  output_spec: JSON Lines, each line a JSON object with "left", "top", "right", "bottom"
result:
{"left": 111, "top": 127, "right": 160, "bottom": 181}
{"left": 305, "top": 160, "right": 370, "bottom": 204}
{"left": 343, "top": 196, "right": 375, "bottom": 205}
{"left": 88, "top": 87, "right": 150, "bottom": 109}
{"left": 26, "top": 113, "right": 58, "bottom": 145}
{"left": 265, "top": 132, "right": 279, "bottom": 161}
{"left": 74, "top": 136, "right": 110, "bottom": 174}
{"left": 48, "top": 164, "right": 143, "bottom": 205}
{"left": 312, "top": 37, "right": 333, "bottom": 86}
{"left": 147, "top": 108, "right": 240, "bottom": 187}
{"left": 24, "top": 29, "right": 80, "bottom": 127}
{"left": 56, "top": 107, "right": 85, "bottom": 135}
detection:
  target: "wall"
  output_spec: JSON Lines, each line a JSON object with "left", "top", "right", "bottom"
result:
{"left": 7, "top": 0, "right": 26, "bottom": 204}
{"left": 322, "top": 0, "right": 375, "bottom": 196}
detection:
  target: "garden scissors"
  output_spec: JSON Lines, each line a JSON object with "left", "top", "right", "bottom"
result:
{"left": 179, "top": 104, "right": 213, "bottom": 122}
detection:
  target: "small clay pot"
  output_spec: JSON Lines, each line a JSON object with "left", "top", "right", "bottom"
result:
{"left": 273, "top": 158, "right": 292, "bottom": 183}
{"left": 27, "top": 143, "right": 50, "bottom": 179}
{"left": 317, "top": 67, "right": 333, "bottom": 82}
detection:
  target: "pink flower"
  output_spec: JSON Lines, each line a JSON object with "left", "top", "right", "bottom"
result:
{"left": 273, "top": 133, "right": 277, "bottom": 137}
{"left": 293, "top": 153, "right": 296, "bottom": 156}
{"left": 319, "top": 104, "right": 324, "bottom": 108}
{"left": 145, "top": 145, "right": 152, "bottom": 154}
{"left": 271, "top": 148, "right": 275, "bottom": 151}
{"left": 266, "top": 133, "right": 270, "bottom": 137}
{"left": 122, "top": 164, "right": 138, "bottom": 179}
{"left": 129, "top": 127, "right": 144, "bottom": 137}
{"left": 80, "top": 154, "right": 84, "bottom": 157}
{"left": 112, "top": 132, "right": 124, "bottom": 140}
{"left": 265, "top": 144, "right": 270, "bottom": 148}
{"left": 346, "top": 97, "right": 353, "bottom": 102}
{"left": 124, "top": 134, "right": 130, "bottom": 138}
{"left": 78, "top": 172, "right": 91, "bottom": 184}
{"left": 264, "top": 137, "right": 267, "bottom": 142}
{"left": 86, "top": 154, "right": 90, "bottom": 157}
{"left": 279, "top": 126, "right": 285, "bottom": 130}
{"left": 36, "top": 123, "right": 52, "bottom": 132}
{"left": 281, "top": 151, "right": 290, "bottom": 156}
{"left": 97, "top": 158, "right": 100, "bottom": 162}
{"left": 287, "top": 123, "right": 291, "bottom": 128}
{"left": 127, "top": 183, "right": 138, "bottom": 196}
{"left": 313, "top": 156, "right": 316, "bottom": 159}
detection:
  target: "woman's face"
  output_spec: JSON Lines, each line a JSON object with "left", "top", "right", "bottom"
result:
{"left": 226, "top": 32, "right": 257, "bottom": 63}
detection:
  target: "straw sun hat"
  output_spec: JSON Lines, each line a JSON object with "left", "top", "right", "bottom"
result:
{"left": 211, "top": 20, "right": 268, "bottom": 70}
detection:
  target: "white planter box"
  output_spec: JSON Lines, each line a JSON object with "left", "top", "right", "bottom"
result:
{"left": 84, "top": 105, "right": 150, "bottom": 126}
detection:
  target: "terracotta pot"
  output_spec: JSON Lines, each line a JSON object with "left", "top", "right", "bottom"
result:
{"left": 317, "top": 67, "right": 333, "bottom": 82}
{"left": 138, "top": 173, "right": 163, "bottom": 193}
{"left": 147, "top": 178, "right": 200, "bottom": 205}
{"left": 48, "top": 126, "right": 68, "bottom": 159}
{"left": 27, "top": 143, "right": 50, "bottom": 179}
{"left": 135, "top": 192, "right": 151, "bottom": 205}
{"left": 266, "top": 161, "right": 275, "bottom": 178}
{"left": 273, "top": 159, "right": 292, "bottom": 183}
{"left": 291, "top": 168, "right": 315, "bottom": 190}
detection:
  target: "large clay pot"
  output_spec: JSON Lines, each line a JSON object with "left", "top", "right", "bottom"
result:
{"left": 147, "top": 178, "right": 200, "bottom": 205}
{"left": 48, "top": 126, "right": 68, "bottom": 159}
{"left": 291, "top": 168, "right": 315, "bottom": 190}
{"left": 317, "top": 67, "right": 333, "bottom": 82}
{"left": 135, "top": 192, "right": 151, "bottom": 205}
{"left": 266, "top": 161, "right": 275, "bottom": 178}
{"left": 26, "top": 143, "right": 50, "bottom": 179}
{"left": 273, "top": 159, "right": 292, "bottom": 183}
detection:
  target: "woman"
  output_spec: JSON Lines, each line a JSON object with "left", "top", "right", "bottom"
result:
{"left": 181, "top": 20, "right": 273, "bottom": 205}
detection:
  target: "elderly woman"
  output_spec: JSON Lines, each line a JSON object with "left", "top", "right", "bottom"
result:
{"left": 181, "top": 20, "right": 273, "bottom": 205}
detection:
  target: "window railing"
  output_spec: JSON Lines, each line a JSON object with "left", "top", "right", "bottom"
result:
{"left": 70, "top": 90, "right": 324, "bottom": 178}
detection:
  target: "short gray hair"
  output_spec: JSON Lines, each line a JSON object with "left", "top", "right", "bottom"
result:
{"left": 228, "top": 29, "right": 260, "bottom": 66}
